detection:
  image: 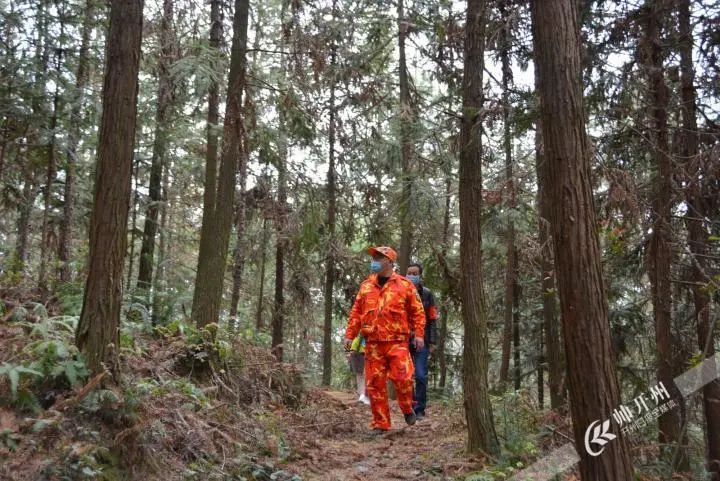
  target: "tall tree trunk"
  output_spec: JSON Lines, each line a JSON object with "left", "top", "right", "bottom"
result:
{"left": 531, "top": 0, "right": 636, "bottom": 478}
{"left": 13, "top": 0, "right": 49, "bottom": 279}
{"left": 272, "top": 145, "right": 287, "bottom": 360}
{"left": 137, "top": 0, "right": 175, "bottom": 295}
{"left": 75, "top": 0, "right": 143, "bottom": 377}
{"left": 256, "top": 217, "right": 270, "bottom": 331}
{"left": 228, "top": 112, "right": 248, "bottom": 329}
{"left": 39, "top": 40, "right": 64, "bottom": 292}
{"left": 192, "top": 0, "right": 250, "bottom": 329}
{"left": 512, "top": 269, "right": 520, "bottom": 391}
{"left": 229, "top": 13, "right": 261, "bottom": 326}
{"left": 397, "top": 0, "right": 413, "bottom": 273}
{"left": 58, "top": 0, "right": 95, "bottom": 284}
{"left": 0, "top": 1, "right": 12, "bottom": 184}
{"left": 322, "top": 10, "right": 338, "bottom": 386}
{"left": 271, "top": 0, "right": 290, "bottom": 360}
{"left": 151, "top": 159, "right": 171, "bottom": 326}
{"left": 13, "top": 167, "right": 37, "bottom": 277}
{"left": 192, "top": 0, "right": 221, "bottom": 319}
{"left": 537, "top": 317, "right": 544, "bottom": 408}
{"left": 679, "top": 0, "right": 720, "bottom": 476}
{"left": 204, "top": 0, "right": 221, "bottom": 219}
{"left": 641, "top": 1, "right": 686, "bottom": 467}
{"left": 438, "top": 159, "right": 452, "bottom": 390}
{"left": 499, "top": 0, "right": 519, "bottom": 390}
{"left": 126, "top": 158, "right": 140, "bottom": 290}
{"left": 459, "top": 0, "right": 500, "bottom": 456}
{"left": 535, "top": 117, "right": 565, "bottom": 409}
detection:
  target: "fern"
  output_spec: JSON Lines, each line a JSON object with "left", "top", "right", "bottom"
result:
{"left": 0, "top": 362, "right": 43, "bottom": 399}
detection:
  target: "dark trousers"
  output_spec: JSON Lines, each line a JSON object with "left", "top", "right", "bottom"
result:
{"left": 412, "top": 343, "right": 430, "bottom": 415}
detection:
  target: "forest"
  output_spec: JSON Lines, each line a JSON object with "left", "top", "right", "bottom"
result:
{"left": 0, "top": 0, "right": 719, "bottom": 479}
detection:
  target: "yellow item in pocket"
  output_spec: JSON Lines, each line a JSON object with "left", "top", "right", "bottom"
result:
{"left": 350, "top": 335, "right": 365, "bottom": 353}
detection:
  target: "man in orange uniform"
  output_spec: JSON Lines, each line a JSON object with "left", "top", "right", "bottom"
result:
{"left": 344, "top": 246, "right": 426, "bottom": 433}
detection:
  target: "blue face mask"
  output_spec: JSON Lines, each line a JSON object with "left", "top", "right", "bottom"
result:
{"left": 407, "top": 275, "right": 421, "bottom": 286}
{"left": 370, "top": 260, "right": 383, "bottom": 273}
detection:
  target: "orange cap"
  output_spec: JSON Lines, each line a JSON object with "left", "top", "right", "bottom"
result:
{"left": 368, "top": 246, "right": 397, "bottom": 262}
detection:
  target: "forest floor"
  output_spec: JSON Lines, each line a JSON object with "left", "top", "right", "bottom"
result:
{"left": 1, "top": 288, "right": 671, "bottom": 481}
{"left": 0, "top": 288, "right": 493, "bottom": 481}
{"left": 282, "top": 390, "right": 486, "bottom": 480}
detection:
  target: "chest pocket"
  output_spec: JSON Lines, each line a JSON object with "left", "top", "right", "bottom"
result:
{"left": 360, "top": 291, "right": 380, "bottom": 337}
{"left": 382, "top": 289, "right": 407, "bottom": 322}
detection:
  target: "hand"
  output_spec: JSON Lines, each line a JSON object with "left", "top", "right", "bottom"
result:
{"left": 344, "top": 338, "right": 352, "bottom": 351}
{"left": 413, "top": 337, "right": 425, "bottom": 351}
{"left": 429, "top": 344, "right": 436, "bottom": 354}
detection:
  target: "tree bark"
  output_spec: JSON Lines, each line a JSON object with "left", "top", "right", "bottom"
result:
{"left": 58, "top": 0, "right": 95, "bottom": 284}
{"left": 39, "top": 39, "right": 64, "bottom": 292}
{"left": 228, "top": 104, "right": 249, "bottom": 329}
{"left": 322, "top": 7, "right": 338, "bottom": 386}
{"left": 256, "top": 217, "right": 270, "bottom": 331}
{"left": 640, "top": 1, "right": 686, "bottom": 467}
{"left": 151, "top": 158, "right": 171, "bottom": 326}
{"left": 531, "top": 0, "right": 635, "bottom": 477}
{"left": 679, "top": 0, "right": 720, "bottom": 476}
{"left": 229, "top": 13, "right": 262, "bottom": 327}
{"left": 537, "top": 320, "right": 544, "bottom": 409}
{"left": 75, "top": 0, "right": 143, "bottom": 377}
{"left": 13, "top": 0, "right": 49, "bottom": 279}
{"left": 272, "top": 145, "right": 287, "bottom": 360}
{"left": 271, "top": 0, "right": 291, "bottom": 361}
{"left": 203, "top": 0, "right": 221, "bottom": 220}
{"left": 192, "top": 0, "right": 222, "bottom": 320}
{"left": 397, "top": 0, "right": 413, "bottom": 273}
{"left": 126, "top": 158, "right": 140, "bottom": 290}
{"left": 499, "top": 0, "right": 518, "bottom": 390}
{"left": 13, "top": 169, "right": 36, "bottom": 277}
{"left": 459, "top": 0, "right": 500, "bottom": 456}
{"left": 535, "top": 117, "right": 565, "bottom": 409}
{"left": 192, "top": 0, "right": 250, "bottom": 330}
{"left": 438, "top": 159, "right": 452, "bottom": 390}
{"left": 137, "top": 0, "right": 175, "bottom": 295}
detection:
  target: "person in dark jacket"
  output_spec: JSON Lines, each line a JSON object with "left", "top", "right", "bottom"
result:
{"left": 406, "top": 262, "right": 439, "bottom": 420}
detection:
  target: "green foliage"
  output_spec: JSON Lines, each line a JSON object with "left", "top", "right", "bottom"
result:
{"left": 42, "top": 444, "right": 125, "bottom": 481}
{"left": 56, "top": 282, "right": 86, "bottom": 316}
{"left": 170, "top": 323, "right": 237, "bottom": 378}
{"left": 127, "top": 376, "right": 209, "bottom": 411}
{"left": 22, "top": 316, "right": 90, "bottom": 390}
{"left": 0, "top": 316, "right": 88, "bottom": 413}
{"left": 258, "top": 411, "right": 290, "bottom": 461}
{"left": 465, "top": 463, "right": 524, "bottom": 481}
{"left": 493, "top": 390, "right": 540, "bottom": 462}
{"left": 119, "top": 314, "right": 153, "bottom": 352}
{"left": 81, "top": 389, "right": 122, "bottom": 413}
{"left": 0, "top": 428, "right": 22, "bottom": 452}
{"left": 23, "top": 315, "right": 76, "bottom": 339}
{"left": 153, "top": 318, "right": 192, "bottom": 338}
{"left": 7, "top": 305, "right": 28, "bottom": 323}
{"left": 125, "top": 301, "right": 150, "bottom": 324}
{"left": 166, "top": 379, "right": 210, "bottom": 408}
{"left": 0, "top": 362, "right": 43, "bottom": 399}
{"left": 181, "top": 456, "right": 302, "bottom": 481}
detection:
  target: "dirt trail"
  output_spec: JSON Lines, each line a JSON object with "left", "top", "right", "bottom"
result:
{"left": 283, "top": 390, "right": 485, "bottom": 481}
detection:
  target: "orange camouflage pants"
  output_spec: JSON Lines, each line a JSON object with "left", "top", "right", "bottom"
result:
{"left": 364, "top": 341, "right": 414, "bottom": 430}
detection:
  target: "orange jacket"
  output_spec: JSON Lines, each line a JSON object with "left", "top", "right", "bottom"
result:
{"left": 345, "top": 272, "right": 426, "bottom": 343}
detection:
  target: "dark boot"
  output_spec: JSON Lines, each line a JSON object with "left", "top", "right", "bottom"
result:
{"left": 404, "top": 411, "right": 417, "bottom": 425}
